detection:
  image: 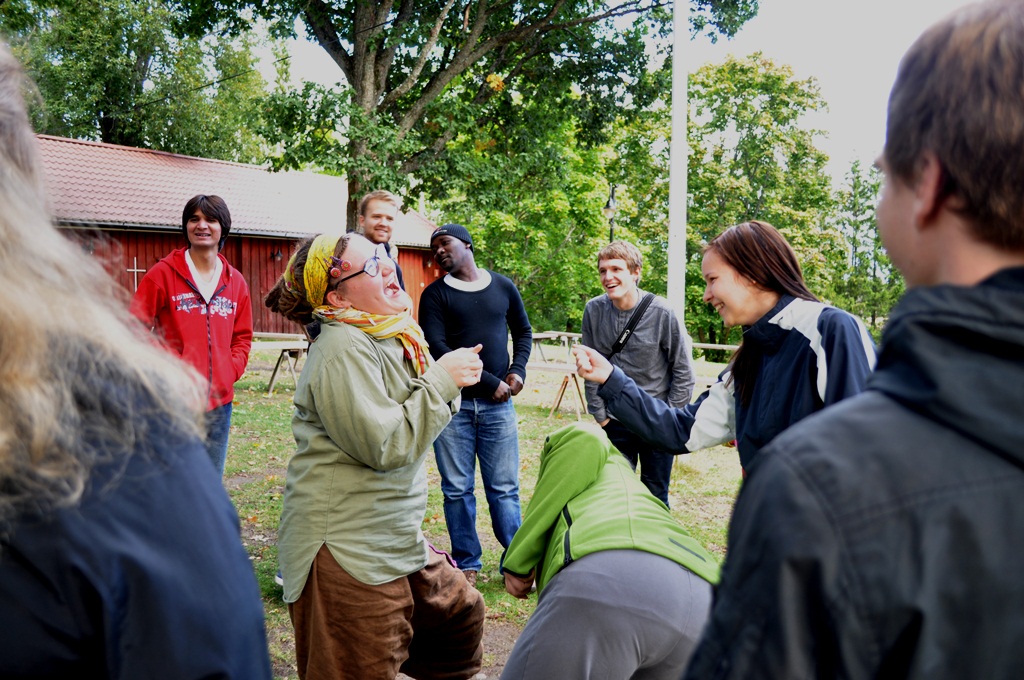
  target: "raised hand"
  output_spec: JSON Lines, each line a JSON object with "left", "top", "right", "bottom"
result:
{"left": 437, "top": 344, "right": 484, "bottom": 388}
{"left": 573, "top": 344, "right": 613, "bottom": 384}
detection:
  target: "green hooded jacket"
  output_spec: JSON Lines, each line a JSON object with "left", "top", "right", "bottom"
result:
{"left": 503, "top": 423, "right": 720, "bottom": 592}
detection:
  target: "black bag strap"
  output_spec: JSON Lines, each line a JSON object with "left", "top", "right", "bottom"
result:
{"left": 608, "top": 293, "right": 655, "bottom": 357}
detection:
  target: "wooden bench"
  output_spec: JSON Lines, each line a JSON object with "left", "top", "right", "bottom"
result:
{"left": 252, "top": 333, "right": 309, "bottom": 395}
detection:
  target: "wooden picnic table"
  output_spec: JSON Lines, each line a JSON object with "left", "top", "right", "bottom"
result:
{"left": 534, "top": 330, "right": 582, "bottom": 362}
{"left": 520, "top": 337, "right": 739, "bottom": 414}
{"left": 692, "top": 342, "right": 739, "bottom": 352}
{"left": 528, "top": 331, "right": 560, "bottom": 362}
{"left": 252, "top": 333, "right": 309, "bottom": 395}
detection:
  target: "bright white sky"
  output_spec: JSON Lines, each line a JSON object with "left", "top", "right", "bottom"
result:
{"left": 686, "top": 0, "right": 977, "bottom": 182}
{"left": 277, "top": 0, "right": 978, "bottom": 184}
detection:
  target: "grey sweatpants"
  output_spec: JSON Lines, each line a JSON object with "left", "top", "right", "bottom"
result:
{"left": 501, "top": 549, "right": 712, "bottom": 680}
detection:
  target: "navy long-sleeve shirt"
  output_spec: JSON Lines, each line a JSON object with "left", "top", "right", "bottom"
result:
{"left": 419, "top": 270, "right": 532, "bottom": 401}
{"left": 0, "top": 387, "right": 271, "bottom": 679}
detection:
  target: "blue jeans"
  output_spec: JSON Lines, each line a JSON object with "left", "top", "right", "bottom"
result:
{"left": 204, "top": 402, "right": 232, "bottom": 478}
{"left": 433, "top": 399, "right": 522, "bottom": 573}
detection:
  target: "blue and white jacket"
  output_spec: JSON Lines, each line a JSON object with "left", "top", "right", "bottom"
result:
{"left": 597, "top": 295, "right": 876, "bottom": 468}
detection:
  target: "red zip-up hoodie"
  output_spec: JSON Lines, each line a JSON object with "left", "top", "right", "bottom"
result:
{"left": 131, "top": 248, "right": 253, "bottom": 411}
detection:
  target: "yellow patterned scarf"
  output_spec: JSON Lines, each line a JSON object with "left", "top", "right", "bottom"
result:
{"left": 316, "top": 306, "right": 433, "bottom": 376}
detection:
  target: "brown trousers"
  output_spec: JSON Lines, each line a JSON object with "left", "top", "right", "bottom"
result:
{"left": 289, "top": 544, "right": 485, "bottom": 680}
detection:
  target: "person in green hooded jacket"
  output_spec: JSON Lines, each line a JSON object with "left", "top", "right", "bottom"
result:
{"left": 500, "top": 423, "right": 719, "bottom": 680}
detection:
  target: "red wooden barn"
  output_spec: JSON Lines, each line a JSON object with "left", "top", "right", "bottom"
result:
{"left": 36, "top": 135, "right": 440, "bottom": 332}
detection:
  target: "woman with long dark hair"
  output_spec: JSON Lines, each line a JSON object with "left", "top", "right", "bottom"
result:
{"left": 575, "top": 220, "right": 876, "bottom": 471}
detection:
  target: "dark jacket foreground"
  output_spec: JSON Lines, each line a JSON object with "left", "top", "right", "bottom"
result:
{"left": 0, "top": 384, "right": 271, "bottom": 679}
{"left": 684, "top": 267, "right": 1024, "bottom": 679}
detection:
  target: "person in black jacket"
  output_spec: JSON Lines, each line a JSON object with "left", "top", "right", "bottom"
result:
{"left": 0, "top": 44, "right": 271, "bottom": 679}
{"left": 680, "top": 2, "right": 1024, "bottom": 678}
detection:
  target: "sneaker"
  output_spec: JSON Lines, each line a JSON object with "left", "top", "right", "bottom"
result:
{"left": 462, "top": 569, "right": 478, "bottom": 587}
{"left": 274, "top": 570, "right": 284, "bottom": 587}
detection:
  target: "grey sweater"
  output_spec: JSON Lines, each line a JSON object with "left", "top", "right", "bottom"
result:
{"left": 581, "top": 290, "right": 694, "bottom": 423}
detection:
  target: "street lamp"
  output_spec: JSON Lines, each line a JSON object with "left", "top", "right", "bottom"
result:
{"left": 603, "top": 185, "right": 617, "bottom": 242}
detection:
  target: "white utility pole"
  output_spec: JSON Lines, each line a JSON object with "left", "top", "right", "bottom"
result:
{"left": 667, "top": 0, "right": 689, "bottom": 319}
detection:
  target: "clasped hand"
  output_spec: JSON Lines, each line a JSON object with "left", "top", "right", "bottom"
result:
{"left": 492, "top": 373, "right": 524, "bottom": 402}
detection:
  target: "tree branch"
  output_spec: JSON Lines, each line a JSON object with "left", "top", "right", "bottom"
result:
{"left": 379, "top": 0, "right": 458, "bottom": 109}
{"left": 394, "top": 0, "right": 570, "bottom": 137}
{"left": 303, "top": 0, "right": 352, "bottom": 85}
{"left": 375, "top": 0, "right": 417, "bottom": 98}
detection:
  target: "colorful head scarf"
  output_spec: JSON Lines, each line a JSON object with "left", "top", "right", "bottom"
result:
{"left": 302, "top": 234, "right": 342, "bottom": 308}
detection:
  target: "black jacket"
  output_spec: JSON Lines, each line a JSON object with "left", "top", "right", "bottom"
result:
{"left": 684, "top": 267, "right": 1024, "bottom": 679}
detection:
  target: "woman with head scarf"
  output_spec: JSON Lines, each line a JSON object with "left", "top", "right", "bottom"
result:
{"left": 265, "top": 232, "right": 486, "bottom": 680}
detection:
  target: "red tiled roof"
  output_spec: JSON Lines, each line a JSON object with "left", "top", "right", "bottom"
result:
{"left": 37, "top": 135, "right": 345, "bottom": 238}
{"left": 36, "top": 135, "right": 437, "bottom": 246}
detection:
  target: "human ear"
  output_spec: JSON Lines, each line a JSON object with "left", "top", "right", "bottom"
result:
{"left": 325, "top": 289, "right": 351, "bottom": 309}
{"left": 912, "top": 152, "right": 947, "bottom": 228}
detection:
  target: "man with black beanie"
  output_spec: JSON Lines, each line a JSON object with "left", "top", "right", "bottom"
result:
{"left": 419, "top": 223, "right": 532, "bottom": 587}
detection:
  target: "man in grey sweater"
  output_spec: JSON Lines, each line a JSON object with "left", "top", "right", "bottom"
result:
{"left": 581, "top": 240, "right": 695, "bottom": 506}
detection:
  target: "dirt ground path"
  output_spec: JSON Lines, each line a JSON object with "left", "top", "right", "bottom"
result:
{"left": 396, "top": 620, "right": 520, "bottom": 680}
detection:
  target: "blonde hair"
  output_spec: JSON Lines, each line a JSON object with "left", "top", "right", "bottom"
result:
{"left": 358, "top": 189, "right": 400, "bottom": 216}
{"left": 597, "top": 240, "right": 643, "bottom": 274}
{"left": 0, "top": 44, "right": 205, "bottom": 536}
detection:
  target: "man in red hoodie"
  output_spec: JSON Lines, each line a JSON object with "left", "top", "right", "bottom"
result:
{"left": 131, "top": 195, "right": 253, "bottom": 477}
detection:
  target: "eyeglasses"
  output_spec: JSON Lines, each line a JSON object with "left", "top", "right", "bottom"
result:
{"left": 329, "top": 243, "right": 391, "bottom": 284}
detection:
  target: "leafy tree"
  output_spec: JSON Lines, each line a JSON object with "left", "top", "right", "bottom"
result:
{"left": 828, "top": 160, "right": 904, "bottom": 338}
{"left": 604, "top": 67, "right": 673, "bottom": 294}
{"left": 2, "top": 0, "right": 270, "bottom": 162}
{"left": 607, "top": 54, "right": 838, "bottom": 355}
{"left": 686, "top": 54, "right": 839, "bottom": 352}
{"left": 424, "top": 81, "right": 612, "bottom": 332}
{"left": 176, "top": 0, "right": 759, "bottom": 225}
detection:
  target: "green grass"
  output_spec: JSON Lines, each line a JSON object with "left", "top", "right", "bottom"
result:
{"left": 228, "top": 344, "right": 742, "bottom": 678}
